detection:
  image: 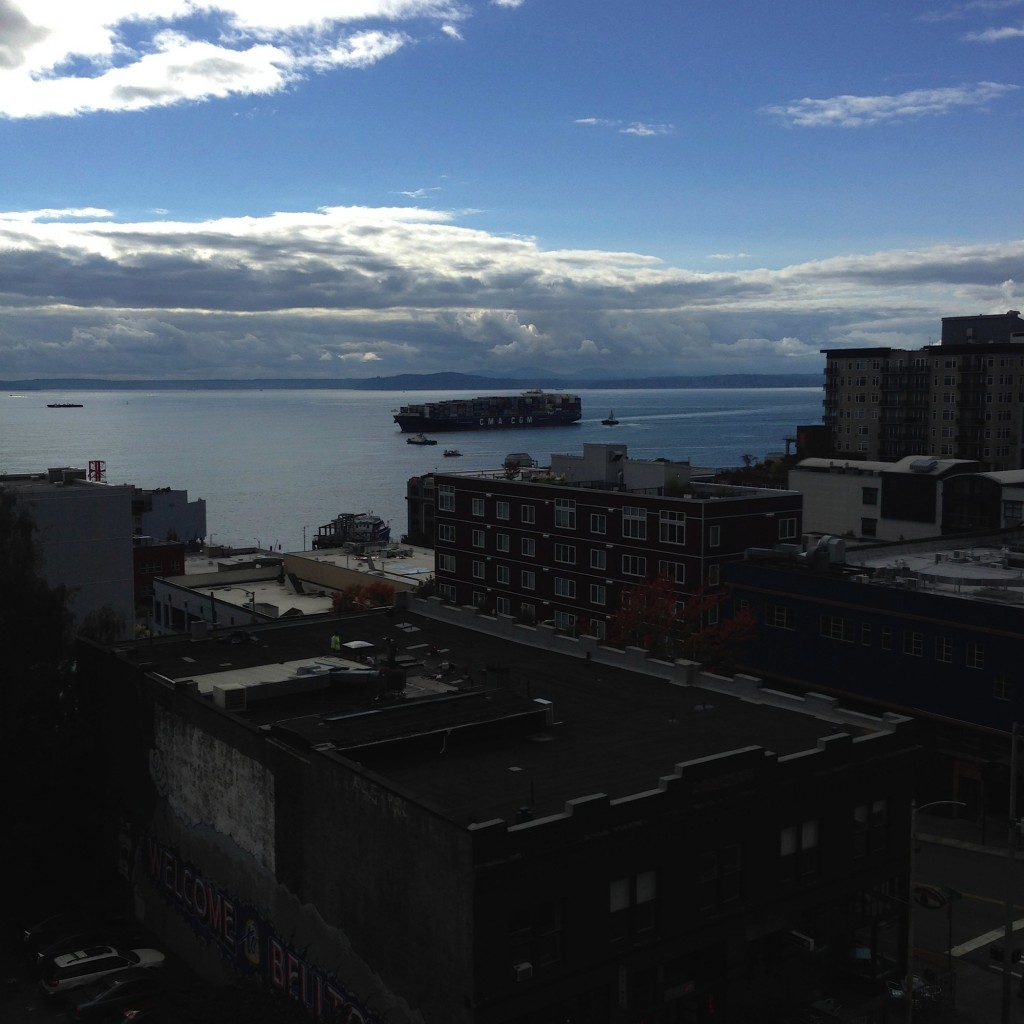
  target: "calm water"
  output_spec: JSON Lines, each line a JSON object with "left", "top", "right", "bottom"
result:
{"left": 0, "top": 387, "right": 823, "bottom": 551}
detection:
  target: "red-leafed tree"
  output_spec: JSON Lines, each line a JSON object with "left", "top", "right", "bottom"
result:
{"left": 331, "top": 580, "right": 396, "bottom": 613}
{"left": 608, "top": 574, "right": 754, "bottom": 669}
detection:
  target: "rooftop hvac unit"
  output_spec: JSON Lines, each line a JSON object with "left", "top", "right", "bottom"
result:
{"left": 213, "top": 683, "right": 247, "bottom": 711}
{"left": 512, "top": 962, "right": 533, "bottom": 983}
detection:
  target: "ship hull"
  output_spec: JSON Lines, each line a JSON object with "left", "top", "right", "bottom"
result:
{"left": 393, "top": 391, "right": 582, "bottom": 432}
{"left": 394, "top": 410, "right": 579, "bottom": 432}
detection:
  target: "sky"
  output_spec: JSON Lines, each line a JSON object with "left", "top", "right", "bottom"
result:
{"left": 1, "top": 0, "right": 1023, "bottom": 381}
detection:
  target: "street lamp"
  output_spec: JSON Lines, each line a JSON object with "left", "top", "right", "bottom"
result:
{"left": 254, "top": 537, "right": 261, "bottom": 552}
{"left": 907, "top": 799, "right": 966, "bottom": 1024}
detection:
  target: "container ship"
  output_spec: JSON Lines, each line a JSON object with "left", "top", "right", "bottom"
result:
{"left": 393, "top": 389, "right": 581, "bottom": 433}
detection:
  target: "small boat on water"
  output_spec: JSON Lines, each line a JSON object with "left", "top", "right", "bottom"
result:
{"left": 601, "top": 409, "right": 619, "bottom": 425}
{"left": 47, "top": 402, "right": 84, "bottom": 408}
{"left": 443, "top": 449, "right": 463, "bottom": 457}
{"left": 407, "top": 433, "right": 438, "bottom": 446}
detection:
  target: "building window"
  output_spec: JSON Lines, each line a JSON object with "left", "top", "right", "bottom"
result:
{"left": 472, "top": 560, "right": 486, "bottom": 579}
{"left": 862, "top": 487, "right": 878, "bottom": 506}
{"left": 521, "top": 537, "right": 536, "bottom": 557}
{"left": 622, "top": 506, "right": 647, "bottom": 540}
{"left": 496, "top": 596, "right": 510, "bottom": 615}
{"left": 903, "top": 631, "right": 923, "bottom": 657}
{"left": 658, "top": 560, "right": 685, "bottom": 583}
{"left": 591, "top": 512, "right": 607, "bottom": 535}
{"left": 881, "top": 627, "right": 892, "bottom": 651}
{"left": 854, "top": 800, "right": 888, "bottom": 857}
{"left": 709, "top": 525, "right": 721, "bottom": 548}
{"left": 765, "top": 604, "right": 795, "bottom": 629}
{"left": 622, "top": 554, "right": 646, "bottom": 577}
{"left": 966, "top": 642, "right": 984, "bottom": 670}
{"left": 588, "top": 618, "right": 607, "bottom": 641}
{"left": 496, "top": 500, "right": 510, "bottom": 520}
{"left": 591, "top": 548, "right": 607, "bottom": 571}
{"left": 496, "top": 565, "right": 510, "bottom": 585}
{"left": 438, "top": 485, "right": 454, "bottom": 511}
{"left": 471, "top": 528, "right": 485, "bottom": 548}
{"left": 438, "top": 553, "right": 456, "bottom": 573}
{"left": 554, "top": 577, "right": 576, "bottom": 599}
{"left": 609, "top": 870, "right": 657, "bottom": 939}
{"left": 861, "top": 518, "right": 877, "bottom": 537}
{"left": 472, "top": 497, "right": 485, "bottom": 517}
{"left": 555, "top": 498, "right": 576, "bottom": 529}
{"left": 1004, "top": 500, "right": 1024, "bottom": 524}
{"left": 438, "top": 524, "right": 456, "bottom": 544}
{"left": 659, "top": 510, "right": 686, "bottom": 545}
{"left": 509, "top": 900, "right": 563, "bottom": 969}
{"left": 707, "top": 564, "right": 720, "bottom": 586}
{"left": 780, "top": 820, "right": 818, "bottom": 879}
{"left": 778, "top": 517, "right": 797, "bottom": 540}
{"left": 698, "top": 845, "right": 742, "bottom": 911}
{"left": 935, "top": 636, "right": 952, "bottom": 663}
{"left": 861, "top": 623, "right": 871, "bottom": 646}
{"left": 554, "top": 610, "right": 576, "bottom": 632}
{"left": 554, "top": 543, "right": 576, "bottom": 564}
{"left": 496, "top": 533, "right": 510, "bottom": 553}
{"left": 438, "top": 582, "right": 456, "bottom": 602}
{"left": 522, "top": 570, "right": 536, "bottom": 590}
{"left": 820, "top": 615, "right": 854, "bottom": 642}
{"left": 591, "top": 583, "right": 606, "bottom": 605}
{"left": 995, "top": 676, "right": 1013, "bottom": 701}
{"left": 521, "top": 504, "right": 536, "bottom": 525}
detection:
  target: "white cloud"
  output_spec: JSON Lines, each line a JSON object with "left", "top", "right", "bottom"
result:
{"left": 963, "top": 23, "right": 1024, "bottom": 39}
{"left": 1, "top": 204, "right": 1023, "bottom": 378}
{"left": 492, "top": 0, "right": 525, "bottom": 8}
{"left": 706, "top": 252, "right": 752, "bottom": 261}
{"left": 0, "top": 1, "right": 470, "bottom": 118}
{"left": 762, "top": 81, "right": 1017, "bottom": 128}
{"left": 575, "top": 117, "right": 674, "bottom": 136}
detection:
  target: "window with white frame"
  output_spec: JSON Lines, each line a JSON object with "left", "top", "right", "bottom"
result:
{"left": 659, "top": 510, "right": 685, "bottom": 545}
{"left": 472, "top": 560, "right": 485, "bottom": 579}
{"left": 622, "top": 506, "right": 647, "bottom": 540}
{"left": 438, "top": 553, "right": 456, "bottom": 573}
{"left": 472, "top": 496, "right": 485, "bottom": 517}
{"left": 496, "top": 565, "right": 510, "bottom": 585}
{"left": 778, "top": 517, "right": 797, "bottom": 540}
{"left": 438, "top": 484, "right": 454, "bottom": 511}
{"left": 591, "top": 512, "right": 607, "bottom": 534}
{"left": 966, "top": 642, "right": 984, "bottom": 669}
{"left": 591, "top": 549, "right": 606, "bottom": 571}
{"left": 554, "top": 543, "right": 576, "bottom": 564}
{"left": 496, "top": 533, "right": 510, "bottom": 553}
{"left": 521, "top": 537, "right": 536, "bottom": 557}
{"left": 555, "top": 498, "right": 576, "bottom": 529}
{"left": 707, "top": 564, "right": 720, "bottom": 586}
{"left": 522, "top": 570, "right": 536, "bottom": 590}
{"left": 554, "top": 609, "right": 576, "bottom": 632}
{"left": 590, "top": 583, "right": 606, "bottom": 605}
{"left": 554, "top": 577, "right": 576, "bottom": 598}
{"left": 496, "top": 500, "right": 510, "bottom": 520}
{"left": 438, "top": 524, "right": 456, "bottom": 543}
{"left": 709, "top": 524, "right": 721, "bottom": 547}
{"left": 438, "top": 582, "right": 456, "bottom": 602}
{"left": 496, "top": 596, "right": 511, "bottom": 615}
{"left": 622, "top": 554, "right": 646, "bottom": 577}
{"left": 658, "top": 560, "right": 684, "bottom": 583}
{"left": 521, "top": 504, "right": 536, "bottom": 524}
{"left": 471, "top": 528, "right": 485, "bottom": 548}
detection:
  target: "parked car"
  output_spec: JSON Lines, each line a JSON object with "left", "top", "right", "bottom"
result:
{"left": 65, "top": 967, "right": 162, "bottom": 1022}
{"left": 39, "top": 945, "right": 165, "bottom": 1000}
{"left": 36, "top": 925, "right": 145, "bottom": 972}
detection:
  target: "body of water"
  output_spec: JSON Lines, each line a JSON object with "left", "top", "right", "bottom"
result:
{"left": 1, "top": 387, "right": 823, "bottom": 551}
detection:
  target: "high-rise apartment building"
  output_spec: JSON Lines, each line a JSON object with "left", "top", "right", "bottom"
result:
{"left": 822, "top": 310, "right": 1024, "bottom": 471}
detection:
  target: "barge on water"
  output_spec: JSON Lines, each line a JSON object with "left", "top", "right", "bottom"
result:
{"left": 393, "top": 389, "right": 581, "bottom": 433}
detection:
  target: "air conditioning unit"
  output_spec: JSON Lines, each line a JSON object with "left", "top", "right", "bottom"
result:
{"left": 788, "top": 930, "right": 816, "bottom": 952}
{"left": 213, "top": 683, "right": 247, "bottom": 710}
{"left": 512, "top": 962, "right": 533, "bottom": 983}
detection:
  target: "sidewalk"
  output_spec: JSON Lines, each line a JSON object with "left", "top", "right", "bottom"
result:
{"left": 916, "top": 812, "right": 1019, "bottom": 857}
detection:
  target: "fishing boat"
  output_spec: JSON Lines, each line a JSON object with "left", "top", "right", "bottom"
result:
{"left": 601, "top": 409, "right": 619, "bottom": 425}
{"left": 406, "top": 433, "right": 438, "bottom": 446}
{"left": 46, "top": 402, "right": 84, "bottom": 408}
{"left": 443, "top": 449, "right": 463, "bottom": 457}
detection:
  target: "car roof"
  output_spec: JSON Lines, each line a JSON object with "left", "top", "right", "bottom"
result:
{"left": 54, "top": 945, "right": 119, "bottom": 966}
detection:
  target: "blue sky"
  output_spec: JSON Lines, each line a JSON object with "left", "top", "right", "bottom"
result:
{"left": 1, "top": 0, "right": 1022, "bottom": 380}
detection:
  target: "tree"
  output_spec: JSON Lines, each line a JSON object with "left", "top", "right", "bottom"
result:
{"left": 330, "top": 580, "right": 396, "bottom": 613}
{"left": 608, "top": 574, "right": 755, "bottom": 669}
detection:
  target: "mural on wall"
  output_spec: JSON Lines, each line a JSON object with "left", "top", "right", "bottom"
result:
{"left": 145, "top": 834, "right": 382, "bottom": 1024}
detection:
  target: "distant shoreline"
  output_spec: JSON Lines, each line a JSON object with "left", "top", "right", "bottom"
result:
{"left": 3, "top": 372, "right": 821, "bottom": 392}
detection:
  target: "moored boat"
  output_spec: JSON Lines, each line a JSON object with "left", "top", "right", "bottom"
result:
{"left": 407, "top": 433, "right": 438, "bottom": 446}
{"left": 312, "top": 513, "right": 391, "bottom": 550}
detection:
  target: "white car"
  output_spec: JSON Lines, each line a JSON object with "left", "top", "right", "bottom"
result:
{"left": 39, "top": 945, "right": 165, "bottom": 999}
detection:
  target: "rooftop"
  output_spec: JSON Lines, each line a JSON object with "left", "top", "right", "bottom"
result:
{"left": 114, "top": 607, "right": 906, "bottom": 828}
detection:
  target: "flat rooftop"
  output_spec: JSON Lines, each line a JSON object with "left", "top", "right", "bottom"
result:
{"left": 115, "top": 609, "right": 898, "bottom": 828}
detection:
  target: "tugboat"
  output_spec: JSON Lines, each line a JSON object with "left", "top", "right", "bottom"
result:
{"left": 406, "top": 433, "right": 438, "bottom": 446}
{"left": 601, "top": 409, "right": 619, "bottom": 426}
{"left": 443, "top": 448, "right": 463, "bottom": 457}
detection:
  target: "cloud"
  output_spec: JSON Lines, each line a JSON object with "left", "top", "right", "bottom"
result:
{"left": 706, "top": 252, "right": 753, "bottom": 261}
{"left": 576, "top": 117, "right": 674, "bottom": 136}
{"left": 1, "top": 205, "right": 1023, "bottom": 379}
{"left": 762, "top": 81, "right": 1017, "bottom": 127}
{"left": 0, "top": 1, "right": 471, "bottom": 118}
{"left": 963, "top": 23, "right": 1024, "bottom": 39}
{"left": 492, "top": 0, "right": 525, "bottom": 8}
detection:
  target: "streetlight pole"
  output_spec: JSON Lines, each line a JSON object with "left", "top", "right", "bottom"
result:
{"left": 907, "top": 799, "right": 966, "bottom": 1024}
{"left": 1001, "top": 722, "right": 1018, "bottom": 1024}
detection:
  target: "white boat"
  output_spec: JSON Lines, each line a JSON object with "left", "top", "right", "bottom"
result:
{"left": 407, "top": 433, "right": 438, "bottom": 446}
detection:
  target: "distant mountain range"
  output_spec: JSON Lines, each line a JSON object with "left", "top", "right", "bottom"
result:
{"left": 3, "top": 371, "right": 821, "bottom": 391}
